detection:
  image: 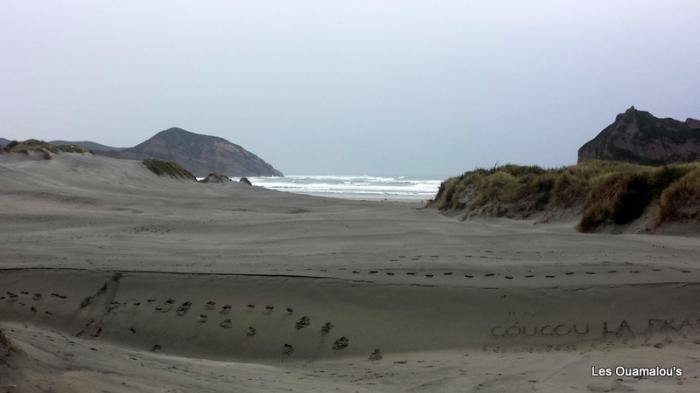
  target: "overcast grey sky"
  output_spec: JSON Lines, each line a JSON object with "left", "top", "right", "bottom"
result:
{"left": 1, "top": 1, "right": 699, "bottom": 176}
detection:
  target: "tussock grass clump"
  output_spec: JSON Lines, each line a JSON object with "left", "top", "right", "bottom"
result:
{"left": 1, "top": 139, "right": 91, "bottom": 157}
{"left": 142, "top": 158, "right": 195, "bottom": 180}
{"left": 577, "top": 165, "right": 695, "bottom": 231}
{"left": 657, "top": 168, "right": 700, "bottom": 224}
{"left": 428, "top": 160, "right": 700, "bottom": 232}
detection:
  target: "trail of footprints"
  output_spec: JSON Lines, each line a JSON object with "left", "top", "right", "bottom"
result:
{"left": 266, "top": 252, "right": 694, "bottom": 283}
{"left": 1, "top": 253, "right": 694, "bottom": 360}
{"left": 322, "top": 259, "right": 691, "bottom": 283}
{"left": 1, "top": 290, "right": 67, "bottom": 317}
{"left": 140, "top": 298, "right": 351, "bottom": 356}
{"left": 1, "top": 288, "right": 353, "bottom": 357}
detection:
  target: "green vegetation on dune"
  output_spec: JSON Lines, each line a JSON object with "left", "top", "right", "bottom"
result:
{"left": 1, "top": 139, "right": 92, "bottom": 157}
{"left": 657, "top": 168, "right": 700, "bottom": 224}
{"left": 428, "top": 161, "right": 700, "bottom": 232}
{"left": 142, "top": 158, "right": 196, "bottom": 180}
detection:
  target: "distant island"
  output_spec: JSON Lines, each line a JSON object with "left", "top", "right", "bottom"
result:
{"left": 3, "top": 127, "right": 282, "bottom": 177}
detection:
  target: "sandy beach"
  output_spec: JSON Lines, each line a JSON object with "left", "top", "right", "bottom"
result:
{"left": 2, "top": 153, "right": 700, "bottom": 392}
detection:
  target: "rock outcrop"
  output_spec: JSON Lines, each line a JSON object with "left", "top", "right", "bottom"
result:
{"left": 578, "top": 107, "right": 700, "bottom": 165}
{"left": 0, "top": 138, "right": 9, "bottom": 146}
{"left": 99, "top": 128, "right": 282, "bottom": 177}
{"left": 200, "top": 173, "right": 232, "bottom": 183}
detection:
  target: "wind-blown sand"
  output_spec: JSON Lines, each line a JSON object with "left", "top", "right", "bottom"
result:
{"left": 1, "top": 153, "right": 700, "bottom": 392}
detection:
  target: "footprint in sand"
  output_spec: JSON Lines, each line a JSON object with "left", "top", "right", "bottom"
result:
{"left": 484, "top": 273, "right": 495, "bottom": 277}
{"left": 282, "top": 344, "right": 294, "bottom": 355}
{"left": 264, "top": 305, "right": 275, "bottom": 313}
{"left": 286, "top": 307, "right": 294, "bottom": 314}
{"left": 369, "top": 349, "right": 383, "bottom": 361}
{"left": 32, "top": 293, "right": 42, "bottom": 301}
{"left": 321, "top": 322, "right": 333, "bottom": 335}
{"left": 156, "top": 299, "right": 174, "bottom": 313}
{"left": 151, "top": 344, "right": 162, "bottom": 352}
{"left": 565, "top": 272, "right": 574, "bottom": 275}
{"left": 130, "top": 328, "right": 136, "bottom": 334}
{"left": 220, "top": 305, "right": 232, "bottom": 314}
{"left": 246, "top": 326, "right": 257, "bottom": 337}
{"left": 205, "top": 301, "right": 216, "bottom": 310}
{"left": 425, "top": 274, "right": 434, "bottom": 278}
{"left": 295, "top": 316, "right": 310, "bottom": 330}
{"left": 176, "top": 301, "right": 192, "bottom": 316}
{"left": 333, "top": 337, "right": 349, "bottom": 350}
{"left": 199, "top": 314, "right": 208, "bottom": 323}
{"left": 247, "top": 304, "right": 255, "bottom": 309}
{"left": 219, "top": 319, "right": 232, "bottom": 328}
{"left": 465, "top": 274, "right": 473, "bottom": 278}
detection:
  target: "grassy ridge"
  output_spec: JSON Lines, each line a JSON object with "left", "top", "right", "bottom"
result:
{"left": 428, "top": 161, "right": 700, "bottom": 232}
{"left": 142, "top": 158, "right": 196, "bottom": 180}
{"left": 1, "top": 139, "right": 91, "bottom": 157}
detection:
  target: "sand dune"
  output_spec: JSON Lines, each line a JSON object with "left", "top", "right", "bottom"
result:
{"left": 2, "top": 153, "right": 700, "bottom": 392}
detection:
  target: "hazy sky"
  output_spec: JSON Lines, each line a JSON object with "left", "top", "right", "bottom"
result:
{"left": 2, "top": 1, "right": 699, "bottom": 176}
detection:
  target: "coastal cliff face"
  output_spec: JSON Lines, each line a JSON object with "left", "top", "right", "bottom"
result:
{"left": 98, "top": 128, "right": 283, "bottom": 177}
{"left": 0, "top": 138, "right": 8, "bottom": 146}
{"left": 578, "top": 107, "right": 700, "bottom": 165}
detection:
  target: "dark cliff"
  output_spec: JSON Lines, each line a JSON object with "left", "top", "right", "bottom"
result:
{"left": 578, "top": 107, "right": 700, "bottom": 165}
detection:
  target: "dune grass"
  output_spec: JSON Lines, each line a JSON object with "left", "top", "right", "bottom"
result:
{"left": 428, "top": 160, "right": 700, "bottom": 232}
{"left": 142, "top": 158, "right": 196, "bottom": 180}
{"left": 657, "top": 168, "right": 700, "bottom": 224}
{"left": 1, "top": 139, "right": 91, "bottom": 157}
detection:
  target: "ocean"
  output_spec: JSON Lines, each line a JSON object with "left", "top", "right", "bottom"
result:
{"left": 239, "top": 175, "right": 443, "bottom": 202}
